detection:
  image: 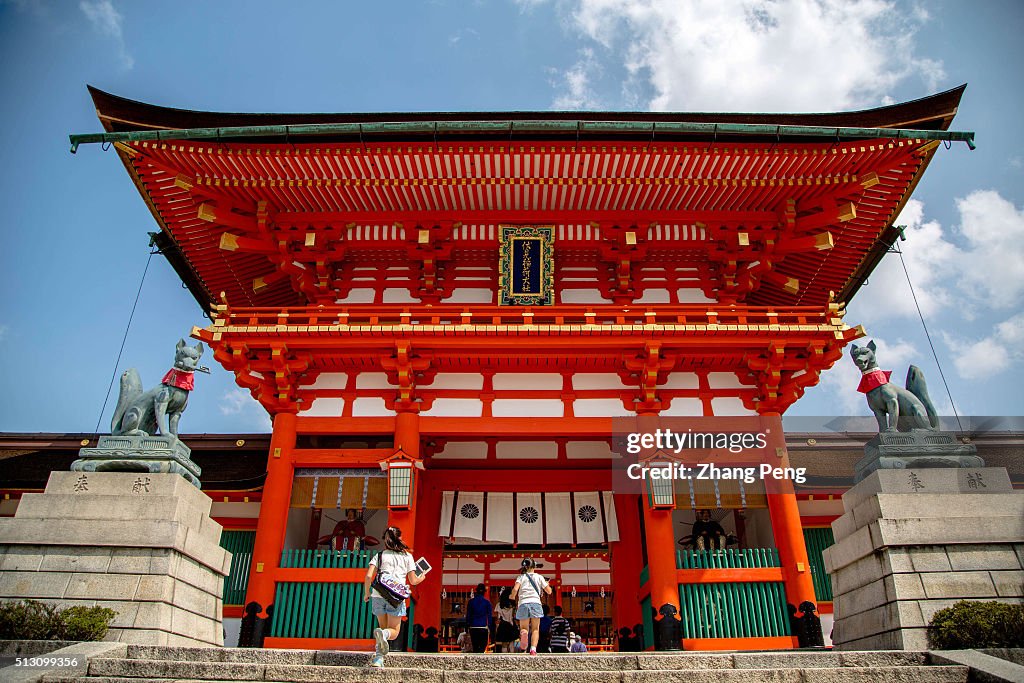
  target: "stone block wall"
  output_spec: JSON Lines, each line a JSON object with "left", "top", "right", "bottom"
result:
{"left": 0, "top": 472, "right": 230, "bottom": 647}
{"left": 824, "top": 468, "right": 1024, "bottom": 650}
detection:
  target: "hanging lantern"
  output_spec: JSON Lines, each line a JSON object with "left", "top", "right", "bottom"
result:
{"left": 441, "top": 587, "right": 447, "bottom": 600}
{"left": 380, "top": 447, "right": 423, "bottom": 510}
{"left": 571, "top": 585, "right": 577, "bottom": 598}
{"left": 645, "top": 452, "right": 676, "bottom": 508}
{"left": 600, "top": 586, "right": 606, "bottom": 598}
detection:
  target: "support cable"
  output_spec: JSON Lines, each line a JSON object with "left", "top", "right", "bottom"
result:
{"left": 93, "top": 248, "right": 155, "bottom": 433}
{"left": 894, "top": 244, "right": 963, "bottom": 432}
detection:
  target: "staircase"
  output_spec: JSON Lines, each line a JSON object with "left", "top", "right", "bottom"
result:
{"left": 41, "top": 646, "right": 970, "bottom": 683}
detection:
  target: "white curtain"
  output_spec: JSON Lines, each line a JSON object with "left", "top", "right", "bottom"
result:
{"left": 439, "top": 490, "right": 621, "bottom": 544}
{"left": 515, "top": 492, "right": 544, "bottom": 545}
{"left": 486, "top": 492, "right": 514, "bottom": 542}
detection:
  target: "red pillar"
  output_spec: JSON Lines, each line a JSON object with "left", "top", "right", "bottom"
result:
{"left": 762, "top": 417, "right": 816, "bottom": 613}
{"left": 412, "top": 469, "right": 444, "bottom": 632}
{"left": 388, "top": 410, "right": 421, "bottom": 544}
{"left": 610, "top": 493, "right": 643, "bottom": 639}
{"left": 641, "top": 492, "right": 680, "bottom": 619}
{"left": 244, "top": 411, "right": 297, "bottom": 617}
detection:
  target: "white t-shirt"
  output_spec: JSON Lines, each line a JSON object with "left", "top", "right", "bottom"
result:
{"left": 514, "top": 572, "right": 549, "bottom": 605}
{"left": 495, "top": 604, "right": 515, "bottom": 624}
{"left": 369, "top": 549, "right": 415, "bottom": 600}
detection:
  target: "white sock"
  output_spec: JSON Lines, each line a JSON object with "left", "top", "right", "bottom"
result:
{"left": 380, "top": 628, "right": 392, "bottom": 640}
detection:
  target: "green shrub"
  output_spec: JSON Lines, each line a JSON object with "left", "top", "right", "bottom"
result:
{"left": 0, "top": 600, "right": 117, "bottom": 641}
{"left": 928, "top": 600, "right": 1024, "bottom": 649}
{"left": 0, "top": 600, "right": 60, "bottom": 640}
{"left": 57, "top": 606, "right": 117, "bottom": 641}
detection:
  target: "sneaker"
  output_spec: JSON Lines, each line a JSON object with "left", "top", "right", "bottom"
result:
{"left": 368, "top": 654, "right": 385, "bottom": 668}
{"left": 529, "top": 648, "right": 537, "bottom": 656}
{"left": 373, "top": 628, "right": 390, "bottom": 656}
{"left": 519, "top": 630, "right": 528, "bottom": 652}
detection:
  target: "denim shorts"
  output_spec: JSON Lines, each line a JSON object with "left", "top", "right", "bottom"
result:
{"left": 371, "top": 596, "right": 407, "bottom": 618}
{"left": 515, "top": 602, "right": 543, "bottom": 620}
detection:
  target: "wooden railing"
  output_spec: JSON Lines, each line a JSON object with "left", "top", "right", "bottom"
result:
{"left": 211, "top": 302, "right": 848, "bottom": 331}
{"left": 676, "top": 547, "right": 780, "bottom": 569}
{"left": 279, "top": 548, "right": 373, "bottom": 569}
{"left": 803, "top": 528, "right": 836, "bottom": 602}
{"left": 219, "top": 530, "right": 256, "bottom": 606}
{"left": 679, "top": 581, "right": 790, "bottom": 639}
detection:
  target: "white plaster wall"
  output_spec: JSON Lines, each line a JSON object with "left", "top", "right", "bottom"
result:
{"left": 573, "top": 373, "right": 628, "bottom": 390}
{"left": 284, "top": 507, "right": 312, "bottom": 550}
{"left": 351, "top": 397, "right": 395, "bottom": 417}
{"left": 211, "top": 501, "right": 261, "bottom": 519}
{"left": 707, "top": 372, "right": 746, "bottom": 389}
{"left": 659, "top": 398, "right": 705, "bottom": 416}
{"left": 308, "top": 373, "right": 347, "bottom": 390}
{"left": 572, "top": 399, "right": 628, "bottom": 417}
{"left": 677, "top": 288, "right": 714, "bottom": 303}
{"left": 662, "top": 372, "right": 699, "bottom": 389}
{"left": 636, "top": 288, "right": 670, "bottom": 304}
{"left": 447, "top": 288, "right": 494, "bottom": 303}
{"left": 299, "top": 397, "right": 344, "bottom": 417}
{"left": 565, "top": 441, "right": 618, "bottom": 459}
{"left": 490, "top": 399, "right": 564, "bottom": 417}
{"left": 559, "top": 289, "right": 611, "bottom": 304}
{"left": 356, "top": 373, "right": 395, "bottom": 389}
{"left": 382, "top": 288, "right": 417, "bottom": 303}
{"left": 710, "top": 397, "right": 755, "bottom": 416}
{"left": 796, "top": 499, "right": 845, "bottom": 517}
{"left": 428, "top": 374, "right": 484, "bottom": 390}
{"left": 335, "top": 289, "right": 375, "bottom": 304}
{"left": 492, "top": 373, "right": 563, "bottom": 390}
{"left": 433, "top": 442, "right": 488, "bottom": 460}
{"left": 495, "top": 441, "right": 558, "bottom": 459}
{"left": 420, "top": 399, "right": 483, "bottom": 417}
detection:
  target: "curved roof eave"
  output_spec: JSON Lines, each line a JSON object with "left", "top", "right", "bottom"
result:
{"left": 88, "top": 84, "right": 965, "bottom": 137}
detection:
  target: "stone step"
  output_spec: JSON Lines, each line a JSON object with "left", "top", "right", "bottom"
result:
{"left": 44, "top": 665, "right": 970, "bottom": 683}
{"left": 121, "top": 646, "right": 934, "bottom": 671}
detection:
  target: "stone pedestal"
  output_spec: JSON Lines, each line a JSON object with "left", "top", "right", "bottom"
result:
{"left": 71, "top": 435, "right": 202, "bottom": 488}
{"left": 0, "top": 472, "right": 230, "bottom": 647}
{"left": 824, "top": 467, "right": 1024, "bottom": 651}
{"left": 854, "top": 431, "right": 982, "bottom": 483}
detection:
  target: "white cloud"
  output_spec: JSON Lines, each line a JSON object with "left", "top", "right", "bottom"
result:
{"left": 219, "top": 388, "right": 252, "bottom": 416}
{"left": 550, "top": 48, "right": 603, "bottom": 110}
{"left": 79, "top": 0, "right": 133, "bottom": 69}
{"left": 858, "top": 191, "right": 1024, "bottom": 322}
{"left": 219, "top": 388, "right": 272, "bottom": 430}
{"left": 547, "top": 0, "right": 944, "bottom": 111}
{"left": 945, "top": 312, "right": 1024, "bottom": 380}
{"left": 955, "top": 191, "right": 1024, "bottom": 308}
{"left": 817, "top": 336, "right": 918, "bottom": 415}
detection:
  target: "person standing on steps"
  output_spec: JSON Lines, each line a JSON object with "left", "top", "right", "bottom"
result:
{"left": 363, "top": 526, "right": 425, "bottom": 668}
{"left": 494, "top": 587, "right": 518, "bottom": 652}
{"left": 548, "top": 605, "right": 571, "bottom": 653}
{"left": 509, "top": 557, "right": 552, "bottom": 656}
{"left": 465, "top": 583, "right": 494, "bottom": 653}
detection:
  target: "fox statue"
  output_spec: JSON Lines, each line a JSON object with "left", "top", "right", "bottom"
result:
{"left": 110, "top": 339, "right": 205, "bottom": 438}
{"left": 850, "top": 340, "right": 939, "bottom": 433}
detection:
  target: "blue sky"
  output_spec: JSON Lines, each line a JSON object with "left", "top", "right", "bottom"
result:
{"left": 0, "top": 0, "right": 1021, "bottom": 435}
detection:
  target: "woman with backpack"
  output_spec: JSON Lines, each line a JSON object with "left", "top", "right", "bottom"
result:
{"left": 363, "top": 526, "right": 425, "bottom": 668}
{"left": 509, "top": 557, "right": 552, "bottom": 655}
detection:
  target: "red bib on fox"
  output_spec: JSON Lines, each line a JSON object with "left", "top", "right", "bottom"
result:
{"left": 161, "top": 368, "right": 195, "bottom": 391}
{"left": 856, "top": 369, "right": 891, "bottom": 394}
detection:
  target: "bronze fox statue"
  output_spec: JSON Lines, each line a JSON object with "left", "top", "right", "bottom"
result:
{"left": 110, "top": 339, "right": 205, "bottom": 438}
{"left": 850, "top": 340, "right": 938, "bottom": 433}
